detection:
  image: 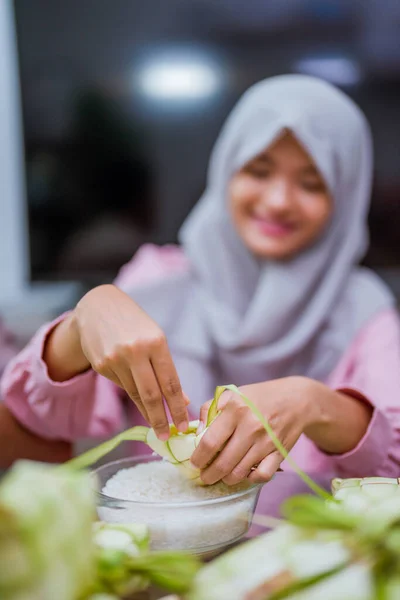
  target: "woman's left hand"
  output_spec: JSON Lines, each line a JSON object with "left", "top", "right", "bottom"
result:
{"left": 191, "top": 377, "right": 315, "bottom": 485}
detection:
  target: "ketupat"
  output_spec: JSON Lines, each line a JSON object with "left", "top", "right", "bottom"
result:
{"left": 92, "top": 522, "right": 199, "bottom": 597}
{"left": 160, "top": 386, "right": 400, "bottom": 600}
{"left": 332, "top": 476, "right": 400, "bottom": 512}
{"left": 0, "top": 460, "right": 95, "bottom": 600}
{"left": 0, "top": 460, "right": 200, "bottom": 600}
{"left": 8, "top": 383, "right": 400, "bottom": 600}
{"left": 61, "top": 386, "right": 229, "bottom": 482}
{"left": 92, "top": 522, "right": 151, "bottom": 595}
{"left": 188, "top": 525, "right": 372, "bottom": 600}
{"left": 87, "top": 596, "right": 119, "bottom": 600}
{"left": 188, "top": 487, "right": 400, "bottom": 600}
{"left": 89, "top": 484, "right": 400, "bottom": 600}
{"left": 62, "top": 420, "right": 206, "bottom": 481}
{"left": 62, "top": 385, "right": 328, "bottom": 497}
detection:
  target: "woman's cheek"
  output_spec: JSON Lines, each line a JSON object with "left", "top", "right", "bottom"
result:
{"left": 299, "top": 194, "right": 331, "bottom": 231}
{"left": 230, "top": 175, "right": 260, "bottom": 204}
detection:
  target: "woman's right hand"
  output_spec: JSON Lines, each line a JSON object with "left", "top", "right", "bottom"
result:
{"left": 44, "top": 284, "right": 189, "bottom": 439}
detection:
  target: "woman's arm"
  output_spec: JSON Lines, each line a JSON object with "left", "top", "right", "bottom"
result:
{"left": 44, "top": 284, "right": 188, "bottom": 438}
{"left": 0, "top": 317, "right": 72, "bottom": 466}
{"left": 192, "top": 377, "right": 373, "bottom": 485}
{"left": 1, "top": 315, "right": 122, "bottom": 442}
{"left": 1, "top": 245, "right": 190, "bottom": 443}
{"left": 323, "top": 307, "right": 400, "bottom": 478}
{"left": 0, "top": 404, "right": 72, "bottom": 468}
{"left": 301, "top": 379, "right": 373, "bottom": 454}
{"left": 193, "top": 308, "right": 400, "bottom": 485}
{"left": 43, "top": 310, "right": 90, "bottom": 382}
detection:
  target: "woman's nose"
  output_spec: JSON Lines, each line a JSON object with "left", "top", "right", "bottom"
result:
{"left": 262, "top": 179, "right": 293, "bottom": 212}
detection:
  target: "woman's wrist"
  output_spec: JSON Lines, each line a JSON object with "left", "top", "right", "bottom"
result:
{"left": 300, "top": 377, "right": 334, "bottom": 436}
{"left": 300, "top": 377, "right": 373, "bottom": 454}
{"left": 43, "top": 311, "right": 90, "bottom": 382}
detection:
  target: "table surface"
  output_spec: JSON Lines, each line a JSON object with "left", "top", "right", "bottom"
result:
{"left": 132, "top": 471, "right": 332, "bottom": 599}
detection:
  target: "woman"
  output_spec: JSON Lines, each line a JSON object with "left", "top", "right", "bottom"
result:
{"left": 2, "top": 75, "right": 400, "bottom": 483}
{"left": 0, "top": 317, "right": 70, "bottom": 467}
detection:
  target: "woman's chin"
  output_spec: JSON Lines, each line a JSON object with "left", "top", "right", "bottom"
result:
{"left": 246, "top": 236, "right": 300, "bottom": 260}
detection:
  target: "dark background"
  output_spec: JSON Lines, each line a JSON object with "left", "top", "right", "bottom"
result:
{"left": 14, "top": 0, "right": 400, "bottom": 285}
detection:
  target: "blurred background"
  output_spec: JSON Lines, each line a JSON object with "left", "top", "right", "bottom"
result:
{"left": 1, "top": 0, "right": 400, "bottom": 345}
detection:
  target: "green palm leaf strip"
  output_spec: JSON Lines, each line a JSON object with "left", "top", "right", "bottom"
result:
{"left": 61, "top": 426, "right": 149, "bottom": 471}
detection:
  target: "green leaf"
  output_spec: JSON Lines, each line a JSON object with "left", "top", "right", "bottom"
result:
{"left": 60, "top": 426, "right": 149, "bottom": 471}
{"left": 127, "top": 551, "right": 201, "bottom": 593}
{"left": 267, "top": 562, "right": 349, "bottom": 599}
{"left": 282, "top": 495, "right": 358, "bottom": 530}
{"left": 206, "top": 386, "right": 226, "bottom": 426}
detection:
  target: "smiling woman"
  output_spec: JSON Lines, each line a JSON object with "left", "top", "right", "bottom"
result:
{"left": 2, "top": 75, "right": 400, "bottom": 490}
{"left": 229, "top": 131, "right": 332, "bottom": 259}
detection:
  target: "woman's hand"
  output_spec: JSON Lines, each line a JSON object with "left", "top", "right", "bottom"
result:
{"left": 192, "top": 377, "right": 311, "bottom": 485}
{"left": 44, "top": 285, "right": 189, "bottom": 439}
{"left": 192, "top": 377, "right": 373, "bottom": 485}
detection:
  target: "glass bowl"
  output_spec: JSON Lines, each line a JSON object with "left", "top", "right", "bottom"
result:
{"left": 93, "top": 455, "right": 262, "bottom": 557}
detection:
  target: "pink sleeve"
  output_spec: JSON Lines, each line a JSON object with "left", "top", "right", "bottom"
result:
{"left": 1, "top": 315, "right": 123, "bottom": 441}
{"left": 326, "top": 308, "right": 400, "bottom": 477}
{"left": 114, "top": 243, "right": 188, "bottom": 291}
{"left": 0, "top": 317, "right": 17, "bottom": 378}
{"left": 1, "top": 244, "right": 187, "bottom": 442}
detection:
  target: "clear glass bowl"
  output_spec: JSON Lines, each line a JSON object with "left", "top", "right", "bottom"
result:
{"left": 93, "top": 455, "right": 262, "bottom": 557}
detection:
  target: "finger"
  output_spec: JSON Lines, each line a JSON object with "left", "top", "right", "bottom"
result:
{"left": 201, "top": 431, "right": 253, "bottom": 485}
{"left": 130, "top": 361, "right": 170, "bottom": 439}
{"left": 151, "top": 342, "right": 188, "bottom": 432}
{"left": 222, "top": 444, "right": 269, "bottom": 486}
{"left": 191, "top": 409, "right": 236, "bottom": 470}
{"left": 116, "top": 366, "right": 149, "bottom": 422}
{"left": 183, "top": 392, "right": 191, "bottom": 406}
{"left": 100, "top": 366, "right": 124, "bottom": 388}
{"left": 199, "top": 401, "right": 212, "bottom": 425}
{"left": 248, "top": 451, "right": 283, "bottom": 484}
{"left": 199, "top": 390, "right": 233, "bottom": 430}
{"left": 216, "top": 391, "right": 232, "bottom": 412}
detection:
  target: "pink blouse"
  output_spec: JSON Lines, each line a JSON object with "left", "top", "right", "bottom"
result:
{"left": 0, "top": 318, "right": 17, "bottom": 379}
{"left": 2, "top": 244, "right": 400, "bottom": 478}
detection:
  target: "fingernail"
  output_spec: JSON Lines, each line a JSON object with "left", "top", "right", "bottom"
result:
{"left": 196, "top": 421, "right": 204, "bottom": 434}
{"left": 200, "top": 473, "right": 208, "bottom": 485}
{"left": 178, "top": 421, "right": 189, "bottom": 433}
{"left": 158, "top": 432, "right": 169, "bottom": 441}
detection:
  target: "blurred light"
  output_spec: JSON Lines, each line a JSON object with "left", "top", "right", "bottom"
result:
{"left": 137, "top": 56, "right": 220, "bottom": 101}
{"left": 295, "top": 56, "right": 363, "bottom": 86}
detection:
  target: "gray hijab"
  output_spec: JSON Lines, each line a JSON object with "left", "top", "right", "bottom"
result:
{"left": 128, "top": 75, "right": 394, "bottom": 408}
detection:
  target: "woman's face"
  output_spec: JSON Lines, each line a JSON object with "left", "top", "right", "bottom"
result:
{"left": 229, "top": 132, "right": 332, "bottom": 260}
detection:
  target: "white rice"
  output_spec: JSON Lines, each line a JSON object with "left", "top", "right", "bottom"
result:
{"left": 102, "top": 461, "right": 248, "bottom": 501}
{"left": 97, "top": 461, "right": 259, "bottom": 553}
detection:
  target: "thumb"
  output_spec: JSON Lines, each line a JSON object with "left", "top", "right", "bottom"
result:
{"left": 248, "top": 452, "right": 282, "bottom": 484}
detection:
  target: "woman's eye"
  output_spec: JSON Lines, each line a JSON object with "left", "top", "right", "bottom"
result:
{"left": 301, "top": 180, "right": 325, "bottom": 193}
{"left": 245, "top": 164, "right": 271, "bottom": 179}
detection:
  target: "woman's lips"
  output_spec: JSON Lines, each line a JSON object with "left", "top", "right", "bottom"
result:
{"left": 252, "top": 215, "right": 296, "bottom": 238}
